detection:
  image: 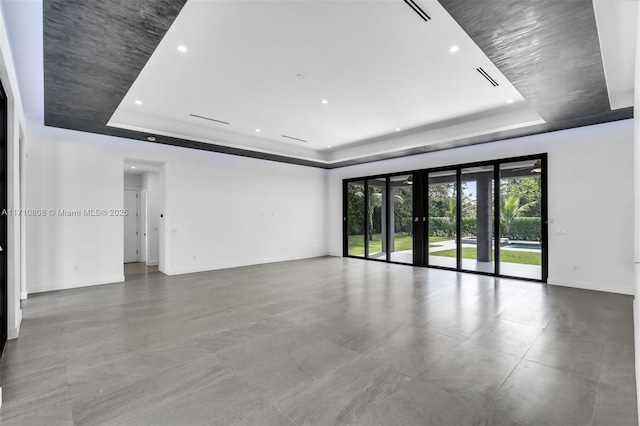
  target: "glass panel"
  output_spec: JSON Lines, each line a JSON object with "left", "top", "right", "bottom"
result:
{"left": 346, "top": 180, "right": 365, "bottom": 256}
{"left": 367, "top": 178, "right": 387, "bottom": 260}
{"left": 390, "top": 174, "right": 413, "bottom": 264}
{"left": 499, "top": 159, "right": 543, "bottom": 279}
{"left": 460, "top": 165, "right": 495, "bottom": 273}
{"left": 428, "top": 170, "right": 457, "bottom": 268}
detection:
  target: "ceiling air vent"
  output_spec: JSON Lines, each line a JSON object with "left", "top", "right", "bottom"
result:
{"left": 403, "top": 0, "right": 431, "bottom": 22}
{"left": 476, "top": 67, "right": 499, "bottom": 87}
{"left": 281, "top": 135, "right": 308, "bottom": 143}
{"left": 189, "top": 114, "right": 230, "bottom": 125}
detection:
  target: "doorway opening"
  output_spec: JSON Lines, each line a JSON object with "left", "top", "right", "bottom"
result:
{"left": 123, "top": 161, "right": 162, "bottom": 279}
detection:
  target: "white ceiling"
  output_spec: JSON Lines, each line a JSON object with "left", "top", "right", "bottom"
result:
{"left": 124, "top": 160, "right": 163, "bottom": 175}
{"left": 1, "top": 0, "right": 636, "bottom": 167}
{"left": 108, "top": 0, "right": 542, "bottom": 164}
{"left": 593, "top": 0, "right": 638, "bottom": 110}
{"left": 1, "top": 0, "right": 44, "bottom": 119}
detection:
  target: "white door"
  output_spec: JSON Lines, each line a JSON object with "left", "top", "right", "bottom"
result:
{"left": 140, "top": 189, "right": 148, "bottom": 263}
{"left": 124, "top": 189, "right": 139, "bottom": 263}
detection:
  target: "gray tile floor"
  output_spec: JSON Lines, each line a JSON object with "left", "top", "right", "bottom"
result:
{"left": 0, "top": 257, "right": 636, "bottom": 425}
{"left": 123, "top": 262, "right": 159, "bottom": 278}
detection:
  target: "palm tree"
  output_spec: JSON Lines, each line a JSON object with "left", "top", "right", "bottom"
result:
{"left": 501, "top": 195, "right": 536, "bottom": 237}
{"left": 443, "top": 195, "right": 474, "bottom": 237}
{"left": 355, "top": 188, "right": 403, "bottom": 241}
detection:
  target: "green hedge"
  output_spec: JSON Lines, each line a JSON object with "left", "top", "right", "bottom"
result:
{"left": 429, "top": 216, "right": 541, "bottom": 241}
{"left": 428, "top": 217, "right": 476, "bottom": 237}
{"left": 502, "top": 217, "right": 541, "bottom": 241}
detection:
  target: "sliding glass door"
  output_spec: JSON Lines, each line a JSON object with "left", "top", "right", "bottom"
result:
{"left": 459, "top": 165, "right": 495, "bottom": 274}
{"left": 366, "top": 178, "right": 387, "bottom": 261}
{"left": 390, "top": 175, "right": 413, "bottom": 264}
{"left": 345, "top": 180, "right": 365, "bottom": 257}
{"left": 427, "top": 170, "right": 457, "bottom": 269}
{"left": 343, "top": 154, "right": 547, "bottom": 282}
{"left": 498, "top": 160, "right": 543, "bottom": 279}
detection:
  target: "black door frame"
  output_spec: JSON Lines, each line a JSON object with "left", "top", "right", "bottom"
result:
{"left": 0, "top": 80, "right": 8, "bottom": 354}
{"left": 343, "top": 153, "right": 548, "bottom": 283}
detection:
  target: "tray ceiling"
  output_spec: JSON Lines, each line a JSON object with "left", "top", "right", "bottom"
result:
{"left": 40, "top": 0, "right": 634, "bottom": 169}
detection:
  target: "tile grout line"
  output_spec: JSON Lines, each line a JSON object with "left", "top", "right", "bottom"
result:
{"left": 210, "top": 353, "right": 300, "bottom": 426}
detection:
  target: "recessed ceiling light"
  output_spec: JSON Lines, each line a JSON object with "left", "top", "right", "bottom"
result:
{"left": 131, "top": 166, "right": 136, "bottom": 169}
{"left": 255, "top": 128, "right": 261, "bottom": 132}
{"left": 135, "top": 100, "right": 142, "bottom": 105}
{"left": 507, "top": 99, "right": 514, "bottom": 104}
{"left": 395, "top": 128, "right": 401, "bottom": 131}
{"left": 449, "top": 45, "right": 460, "bottom": 53}
{"left": 321, "top": 100, "right": 328, "bottom": 104}
{"left": 176, "top": 45, "right": 187, "bottom": 53}
{"left": 327, "top": 145, "right": 332, "bottom": 148}
{"left": 147, "top": 136, "right": 156, "bottom": 142}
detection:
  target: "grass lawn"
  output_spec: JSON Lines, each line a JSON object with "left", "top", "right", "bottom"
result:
{"left": 348, "top": 234, "right": 450, "bottom": 256}
{"left": 432, "top": 247, "right": 541, "bottom": 265}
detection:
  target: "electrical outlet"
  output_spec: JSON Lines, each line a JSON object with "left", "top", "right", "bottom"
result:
{"left": 573, "top": 265, "right": 579, "bottom": 271}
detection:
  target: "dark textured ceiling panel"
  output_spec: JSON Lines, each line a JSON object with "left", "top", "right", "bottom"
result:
{"left": 438, "top": 0, "right": 611, "bottom": 123}
{"left": 42, "top": 0, "right": 632, "bottom": 169}
{"left": 43, "top": 0, "right": 188, "bottom": 132}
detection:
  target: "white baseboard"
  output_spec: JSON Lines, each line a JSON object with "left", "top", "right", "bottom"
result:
{"left": 29, "top": 275, "right": 126, "bottom": 294}
{"left": 8, "top": 327, "right": 19, "bottom": 340}
{"left": 146, "top": 260, "right": 159, "bottom": 266}
{"left": 8, "top": 308, "right": 22, "bottom": 340}
{"left": 162, "top": 255, "right": 323, "bottom": 276}
{"left": 20, "top": 291, "right": 27, "bottom": 300}
{"left": 548, "top": 277, "right": 634, "bottom": 296}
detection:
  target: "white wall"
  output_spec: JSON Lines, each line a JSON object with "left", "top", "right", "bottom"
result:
{"left": 328, "top": 119, "right": 635, "bottom": 295}
{"left": 633, "top": 1, "right": 640, "bottom": 418}
{"left": 26, "top": 126, "right": 125, "bottom": 292}
{"left": 0, "top": 2, "right": 26, "bottom": 339}
{"left": 124, "top": 173, "right": 142, "bottom": 188}
{"left": 25, "top": 122, "right": 327, "bottom": 292}
{"left": 26, "top": 118, "right": 634, "bottom": 295}
{"left": 160, "top": 145, "right": 326, "bottom": 275}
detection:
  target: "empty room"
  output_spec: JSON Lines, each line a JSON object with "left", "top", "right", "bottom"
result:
{"left": 0, "top": 0, "right": 638, "bottom": 424}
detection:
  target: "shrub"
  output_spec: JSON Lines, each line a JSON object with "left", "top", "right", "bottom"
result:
{"left": 461, "top": 217, "right": 476, "bottom": 237}
{"left": 428, "top": 217, "right": 476, "bottom": 237}
{"left": 502, "top": 217, "right": 541, "bottom": 240}
{"left": 429, "top": 216, "right": 541, "bottom": 240}
{"left": 428, "top": 217, "right": 451, "bottom": 237}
